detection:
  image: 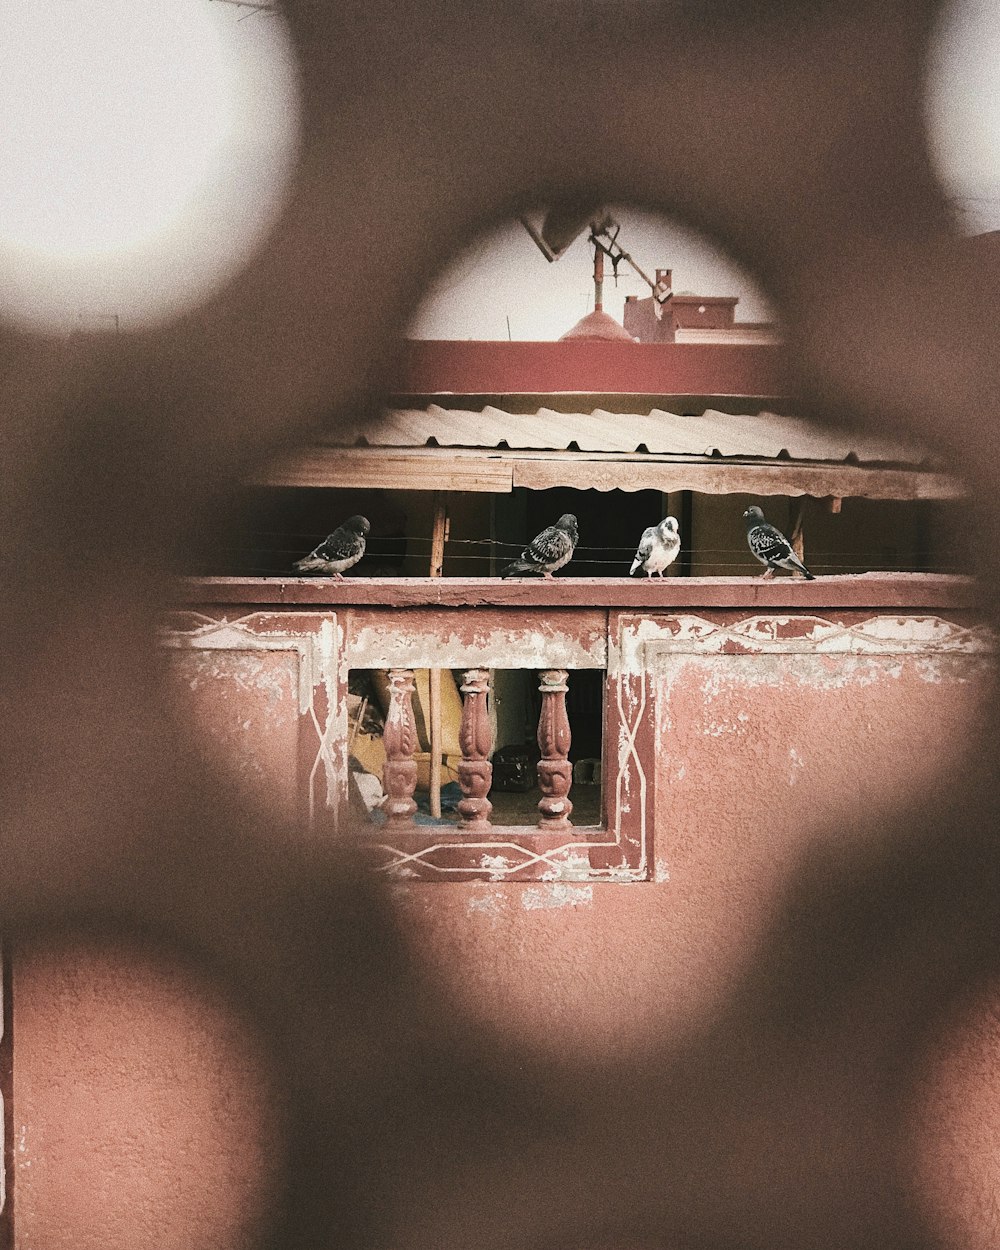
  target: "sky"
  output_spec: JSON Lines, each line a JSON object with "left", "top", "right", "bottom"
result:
{"left": 409, "top": 210, "right": 777, "bottom": 342}
{"left": 412, "top": 0, "right": 1000, "bottom": 341}
{"left": 927, "top": 0, "right": 1000, "bottom": 234}
{"left": 0, "top": 0, "right": 997, "bottom": 336}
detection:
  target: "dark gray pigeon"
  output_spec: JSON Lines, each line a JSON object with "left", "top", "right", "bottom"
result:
{"left": 294, "top": 514, "right": 370, "bottom": 578}
{"left": 630, "top": 515, "right": 681, "bottom": 578}
{"left": 742, "top": 505, "right": 815, "bottom": 579}
{"left": 501, "top": 513, "right": 578, "bottom": 578}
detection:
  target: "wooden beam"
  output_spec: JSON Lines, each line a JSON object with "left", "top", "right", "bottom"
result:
{"left": 789, "top": 498, "right": 805, "bottom": 563}
{"left": 252, "top": 448, "right": 514, "bottom": 492}
{"left": 680, "top": 491, "right": 694, "bottom": 577}
{"left": 250, "top": 445, "right": 963, "bottom": 500}
{"left": 430, "top": 493, "right": 448, "bottom": 577}
{"left": 428, "top": 494, "right": 449, "bottom": 819}
{"left": 511, "top": 458, "right": 964, "bottom": 499}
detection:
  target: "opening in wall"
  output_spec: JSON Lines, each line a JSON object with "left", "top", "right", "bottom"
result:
{"left": 346, "top": 667, "right": 604, "bottom": 830}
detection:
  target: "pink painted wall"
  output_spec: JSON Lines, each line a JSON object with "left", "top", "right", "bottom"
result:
{"left": 387, "top": 649, "right": 993, "bottom": 1052}
{"left": 167, "top": 647, "right": 303, "bottom": 821}
{"left": 12, "top": 941, "right": 281, "bottom": 1250}
{"left": 10, "top": 598, "right": 1000, "bottom": 1250}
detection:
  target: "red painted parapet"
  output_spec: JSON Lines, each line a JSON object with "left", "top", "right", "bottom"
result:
{"left": 160, "top": 584, "right": 991, "bottom": 883}
{"left": 536, "top": 669, "right": 573, "bottom": 831}
{"left": 381, "top": 668, "right": 418, "bottom": 828}
{"left": 457, "top": 668, "right": 493, "bottom": 832}
{"left": 393, "top": 338, "right": 790, "bottom": 400}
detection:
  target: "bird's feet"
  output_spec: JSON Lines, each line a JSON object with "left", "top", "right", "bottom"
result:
{"left": 761, "top": 568, "right": 775, "bottom": 579}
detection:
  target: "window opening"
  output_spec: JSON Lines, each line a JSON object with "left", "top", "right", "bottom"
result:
{"left": 347, "top": 668, "right": 603, "bottom": 830}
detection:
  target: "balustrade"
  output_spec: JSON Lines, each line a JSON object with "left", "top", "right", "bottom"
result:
{"left": 536, "top": 669, "right": 574, "bottom": 830}
{"left": 456, "top": 668, "right": 493, "bottom": 830}
{"left": 378, "top": 667, "right": 576, "bottom": 831}
{"left": 381, "top": 668, "right": 418, "bottom": 827}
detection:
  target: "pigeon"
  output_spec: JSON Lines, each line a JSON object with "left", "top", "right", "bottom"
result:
{"left": 629, "top": 515, "right": 681, "bottom": 578}
{"left": 742, "top": 505, "right": 815, "bottom": 579}
{"left": 501, "top": 513, "right": 578, "bottom": 578}
{"left": 293, "top": 514, "right": 370, "bottom": 578}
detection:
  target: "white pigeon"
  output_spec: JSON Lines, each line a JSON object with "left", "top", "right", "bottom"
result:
{"left": 629, "top": 516, "right": 681, "bottom": 578}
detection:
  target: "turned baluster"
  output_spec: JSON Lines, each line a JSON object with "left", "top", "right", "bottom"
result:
{"left": 381, "top": 668, "right": 418, "bottom": 827}
{"left": 457, "top": 668, "right": 493, "bottom": 831}
{"left": 536, "top": 668, "right": 573, "bottom": 830}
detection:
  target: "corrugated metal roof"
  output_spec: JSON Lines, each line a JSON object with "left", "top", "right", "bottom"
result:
{"left": 330, "top": 406, "right": 933, "bottom": 466}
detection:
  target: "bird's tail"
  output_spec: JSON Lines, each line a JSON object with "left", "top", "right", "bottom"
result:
{"left": 790, "top": 553, "right": 816, "bottom": 580}
{"left": 629, "top": 554, "right": 642, "bottom": 576}
{"left": 294, "top": 556, "right": 324, "bottom": 574}
{"left": 501, "top": 560, "right": 536, "bottom": 579}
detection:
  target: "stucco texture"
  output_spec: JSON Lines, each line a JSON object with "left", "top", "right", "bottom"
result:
{"left": 168, "top": 648, "right": 303, "bottom": 823}
{"left": 11, "top": 641, "right": 1000, "bottom": 1250}
{"left": 391, "top": 649, "right": 994, "bottom": 1053}
{"left": 12, "top": 940, "right": 281, "bottom": 1250}
{"left": 386, "top": 648, "right": 1000, "bottom": 1250}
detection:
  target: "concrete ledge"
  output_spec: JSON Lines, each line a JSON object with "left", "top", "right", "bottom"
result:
{"left": 174, "top": 574, "right": 978, "bottom": 611}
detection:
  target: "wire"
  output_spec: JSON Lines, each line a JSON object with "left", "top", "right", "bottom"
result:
{"left": 237, "top": 537, "right": 967, "bottom": 563}
{"left": 201, "top": 527, "right": 969, "bottom": 577}
{"left": 202, "top": 552, "right": 966, "bottom": 574}
{"left": 210, "top": 541, "right": 966, "bottom": 562}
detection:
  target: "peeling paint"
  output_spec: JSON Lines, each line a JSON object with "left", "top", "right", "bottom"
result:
{"left": 653, "top": 858, "right": 671, "bottom": 883}
{"left": 540, "top": 852, "right": 593, "bottom": 882}
{"left": 480, "top": 853, "right": 514, "bottom": 880}
{"left": 703, "top": 715, "right": 749, "bottom": 737}
{"left": 617, "top": 613, "right": 996, "bottom": 680}
{"left": 603, "top": 861, "right": 646, "bottom": 883}
{"left": 467, "top": 890, "right": 504, "bottom": 916}
{"left": 521, "top": 883, "right": 593, "bottom": 910}
{"left": 350, "top": 623, "right": 606, "bottom": 671}
{"left": 384, "top": 862, "right": 419, "bottom": 880}
{"left": 788, "top": 747, "right": 805, "bottom": 785}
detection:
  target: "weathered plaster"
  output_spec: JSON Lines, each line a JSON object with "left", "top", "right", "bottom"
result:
{"left": 348, "top": 622, "right": 606, "bottom": 671}
{"left": 521, "top": 883, "right": 594, "bottom": 911}
{"left": 13, "top": 940, "right": 281, "bottom": 1250}
{"left": 161, "top": 611, "right": 344, "bottom": 831}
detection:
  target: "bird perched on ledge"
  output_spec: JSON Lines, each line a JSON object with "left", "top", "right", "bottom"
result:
{"left": 294, "top": 514, "right": 370, "bottom": 578}
{"left": 630, "top": 515, "right": 681, "bottom": 578}
{"left": 742, "top": 505, "right": 815, "bottom": 579}
{"left": 502, "top": 513, "right": 578, "bottom": 578}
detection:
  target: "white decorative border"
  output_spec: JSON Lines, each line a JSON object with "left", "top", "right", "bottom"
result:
{"left": 637, "top": 613, "right": 995, "bottom": 660}
{"left": 372, "top": 839, "right": 640, "bottom": 882}
{"left": 610, "top": 613, "right": 994, "bottom": 674}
